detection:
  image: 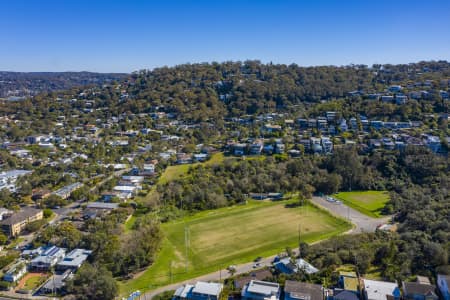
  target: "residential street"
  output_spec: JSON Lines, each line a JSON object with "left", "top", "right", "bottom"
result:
{"left": 134, "top": 257, "right": 276, "bottom": 300}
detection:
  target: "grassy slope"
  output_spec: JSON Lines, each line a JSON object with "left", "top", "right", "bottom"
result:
{"left": 158, "top": 152, "right": 224, "bottom": 184}
{"left": 334, "top": 191, "right": 390, "bottom": 218}
{"left": 124, "top": 215, "right": 137, "bottom": 232}
{"left": 119, "top": 199, "right": 351, "bottom": 295}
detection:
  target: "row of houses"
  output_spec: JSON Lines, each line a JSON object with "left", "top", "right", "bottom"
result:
{"left": 229, "top": 139, "right": 286, "bottom": 156}
{"left": 0, "top": 169, "right": 32, "bottom": 193}
{"left": 336, "top": 271, "right": 449, "bottom": 300}
{"left": 100, "top": 175, "right": 145, "bottom": 201}
{"left": 52, "top": 182, "right": 83, "bottom": 199}
{"left": 3, "top": 245, "right": 91, "bottom": 284}
{"left": 297, "top": 115, "right": 422, "bottom": 135}
{"left": 172, "top": 273, "right": 450, "bottom": 300}
{"left": 173, "top": 280, "right": 324, "bottom": 300}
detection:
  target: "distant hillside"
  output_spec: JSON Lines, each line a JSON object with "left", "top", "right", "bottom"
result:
{"left": 0, "top": 71, "right": 128, "bottom": 98}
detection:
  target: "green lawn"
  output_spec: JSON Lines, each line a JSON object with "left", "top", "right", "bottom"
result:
{"left": 334, "top": 191, "right": 390, "bottom": 218}
{"left": 158, "top": 152, "right": 224, "bottom": 185}
{"left": 124, "top": 215, "right": 137, "bottom": 232}
{"left": 22, "top": 274, "right": 48, "bottom": 291}
{"left": 118, "top": 199, "right": 351, "bottom": 295}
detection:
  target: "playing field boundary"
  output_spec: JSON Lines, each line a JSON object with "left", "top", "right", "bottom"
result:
{"left": 118, "top": 199, "right": 352, "bottom": 295}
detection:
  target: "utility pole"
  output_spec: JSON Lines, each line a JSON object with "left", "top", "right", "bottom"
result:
{"left": 298, "top": 223, "right": 301, "bottom": 258}
{"left": 185, "top": 225, "right": 189, "bottom": 272}
{"left": 170, "top": 261, "right": 173, "bottom": 283}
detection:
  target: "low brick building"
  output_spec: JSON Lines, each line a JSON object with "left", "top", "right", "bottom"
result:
{"left": 0, "top": 207, "right": 43, "bottom": 237}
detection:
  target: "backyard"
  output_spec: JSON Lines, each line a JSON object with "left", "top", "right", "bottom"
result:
{"left": 16, "top": 272, "right": 49, "bottom": 293}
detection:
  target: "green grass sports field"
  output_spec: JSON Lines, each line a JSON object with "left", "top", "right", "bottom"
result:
{"left": 119, "top": 199, "right": 351, "bottom": 295}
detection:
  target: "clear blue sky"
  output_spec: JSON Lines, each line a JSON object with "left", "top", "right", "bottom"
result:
{"left": 1, "top": 0, "right": 450, "bottom": 72}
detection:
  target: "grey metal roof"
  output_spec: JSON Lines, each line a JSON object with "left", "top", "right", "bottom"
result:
{"left": 0, "top": 207, "right": 42, "bottom": 226}
{"left": 174, "top": 284, "right": 194, "bottom": 298}
{"left": 57, "top": 249, "right": 92, "bottom": 268}
{"left": 86, "top": 202, "right": 119, "bottom": 210}
{"left": 285, "top": 280, "right": 323, "bottom": 298}
{"left": 246, "top": 280, "right": 280, "bottom": 296}
{"left": 192, "top": 282, "right": 223, "bottom": 296}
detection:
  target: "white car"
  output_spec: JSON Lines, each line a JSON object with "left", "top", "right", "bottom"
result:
{"left": 228, "top": 265, "right": 236, "bottom": 271}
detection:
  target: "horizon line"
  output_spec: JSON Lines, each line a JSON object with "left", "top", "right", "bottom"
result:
{"left": 1, "top": 58, "right": 449, "bottom": 74}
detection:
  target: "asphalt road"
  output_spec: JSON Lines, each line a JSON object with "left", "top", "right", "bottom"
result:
{"left": 131, "top": 197, "right": 392, "bottom": 300}
{"left": 310, "top": 196, "right": 391, "bottom": 233}
{"left": 134, "top": 256, "right": 276, "bottom": 300}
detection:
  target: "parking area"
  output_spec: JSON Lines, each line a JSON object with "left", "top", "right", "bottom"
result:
{"left": 310, "top": 196, "right": 391, "bottom": 233}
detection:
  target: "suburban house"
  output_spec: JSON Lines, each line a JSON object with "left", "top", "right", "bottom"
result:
{"left": 241, "top": 280, "right": 280, "bottom": 300}
{"left": 381, "top": 95, "right": 394, "bottom": 102}
{"left": 113, "top": 185, "right": 138, "bottom": 195}
{"left": 193, "top": 153, "right": 208, "bottom": 162}
{"left": 249, "top": 140, "right": 264, "bottom": 155}
{"left": 140, "top": 163, "right": 156, "bottom": 176}
{"left": 173, "top": 284, "right": 195, "bottom": 300}
{"left": 40, "top": 269, "right": 72, "bottom": 295}
{"left": 274, "top": 143, "right": 285, "bottom": 154}
{"left": 234, "top": 269, "right": 273, "bottom": 290}
{"left": 437, "top": 275, "right": 450, "bottom": 300}
{"left": 83, "top": 202, "right": 119, "bottom": 219}
{"left": 273, "top": 257, "right": 318, "bottom": 275}
{"left": 173, "top": 282, "right": 223, "bottom": 300}
{"left": 284, "top": 280, "right": 323, "bottom": 300}
{"left": 31, "top": 188, "right": 52, "bottom": 201}
{"left": 30, "top": 245, "right": 66, "bottom": 270}
{"left": 334, "top": 290, "right": 360, "bottom": 300}
{"left": 100, "top": 191, "right": 121, "bottom": 202}
{"left": 263, "top": 124, "right": 282, "bottom": 133}
{"left": 233, "top": 143, "right": 247, "bottom": 156}
{"left": 85, "top": 202, "right": 119, "bottom": 211}
{"left": 402, "top": 279, "right": 438, "bottom": 300}
{"left": 52, "top": 182, "right": 83, "bottom": 199}
{"left": 0, "top": 170, "right": 32, "bottom": 192}
{"left": 0, "top": 208, "right": 12, "bottom": 220}
{"left": 3, "top": 260, "right": 27, "bottom": 283}
{"left": 362, "top": 279, "right": 400, "bottom": 300}
{"left": 0, "top": 207, "right": 43, "bottom": 237}
{"left": 56, "top": 248, "right": 92, "bottom": 271}
{"left": 176, "top": 153, "right": 193, "bottom": 164}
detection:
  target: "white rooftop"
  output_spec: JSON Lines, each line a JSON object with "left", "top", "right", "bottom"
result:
{"left": 174, "top": 284, "right": 194, "bottom": 298}
{"left": 363, "top": 279, "right": 399, "bottom": 300}
{"left": 278, "top": 257, "right": 319, "bottom": 274}
{"left": 246, "top": 280, "right": 280, "bottom": 296}
{"left": 57, "top": 248, "right": 92, "bottom": 268}
{"left": 192, "top": 281, "right": 223, "bottom": 296}
{"left": 113, "top": 185, "right": 136, "bottom": 192}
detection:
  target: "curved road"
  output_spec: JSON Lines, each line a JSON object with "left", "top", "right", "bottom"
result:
{"left": 125, "top": 197, "right": 391, "bottom": 300}
{"left": 310, "top": 196, "right": 391, "bottom": 233}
